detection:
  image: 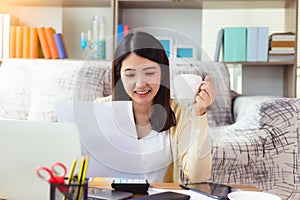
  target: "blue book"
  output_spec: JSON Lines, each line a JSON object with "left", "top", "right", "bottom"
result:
{"left": 223, "top": 27, "right": 247, "bottom": 62}
{"left": 247, "top": 27, "right": 258, "bottom": 62}
{"left": 257, "top": 27, "right": 269, "bottom": 61}
{"left": 117, "top": 24, "right": 124, "bottom": 44}
{"left": 53, "top": 33, "right": 68, "bottom": 59}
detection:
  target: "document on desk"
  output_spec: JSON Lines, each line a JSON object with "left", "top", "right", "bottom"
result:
{"left": 149, "top": 188, "right": 218, "bottom": 200}
{"left": 55, "top": 100, "right": 146, "bottom": 179}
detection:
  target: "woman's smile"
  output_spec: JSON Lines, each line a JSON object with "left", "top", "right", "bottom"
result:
{"left": 121, "top": 53, "right": 162, "bottom": 106}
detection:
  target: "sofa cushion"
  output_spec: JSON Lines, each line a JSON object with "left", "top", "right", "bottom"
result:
{"left": 170, "top": 61, "right": 233, "bottom": 126}
{"left": 0, "top": 59, "right": 31, "bottom": 120}
{"left": 27, "top": 59, "right": 111, "bottom": 122}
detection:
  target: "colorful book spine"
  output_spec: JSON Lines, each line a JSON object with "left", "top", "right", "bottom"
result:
{"left": 15, "top": 26, "right": 23, "bottom": 58}
{"left": 45, "top": 27, "right": 59, "bottom": 59}
{"left": 22, "top": 26, "right": 30, "bottom": 58}
{"left": 29, "top": 27, "right": 39, "bottom": 58}
{"left": 223, "top": 27, "right": 247, "bottom": 62}
{"left": 9, "top": 26, "right": 17, "bottom": 58}
{"left": 37, "top": 27, "right": 51, "bottom": 59}
{"left": 54, "top": 33, "right": 68, "bottom": 59}
{"left": 257, "top": 27, "right": 269, "bottom": 62}
{"left": 214, "top": 28, "right": 224, "bottom": 62}
{"left": 117, "top": 24, "right": 124, "bottom": 44}
{"left": 270, "top": 41, "right": 295, "bottom": 48}
{"left": 3, "top": 14, "right": 19, "bottom": 58}
{"left": 246, "top": 27, "right": 258, "bottom": 62}
{"left": 124, "top": 25, "right": 129, "bottom": 37}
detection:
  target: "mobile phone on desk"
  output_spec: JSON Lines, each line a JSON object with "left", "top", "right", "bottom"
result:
{"left": 87, "top": 187, "right": 133, "bottom": 200}
{"left": 180, "top": 182, "right": 241, "bottom": 200}
{"left": 129, "top": 191, "right": 190, "bottom": 200}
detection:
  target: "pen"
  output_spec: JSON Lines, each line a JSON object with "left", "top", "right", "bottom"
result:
{"left": 78, "top": 156, "right": 88, "bottom": 200}
{"left": 75, "top": 156, "right": 88, "bottom": 200}
{"left": 62, "top": 157, "right": 77, "bottom": 200}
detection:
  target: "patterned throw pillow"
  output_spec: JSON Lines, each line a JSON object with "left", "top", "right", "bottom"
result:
{"left": 170, "top": 61, "right": 233, "bottom": 126}
{"left": 0, "top": 59, "right": 32, "bottom": 120}
{"left": 27, "top": 59, "right": 111, "bottom": 122}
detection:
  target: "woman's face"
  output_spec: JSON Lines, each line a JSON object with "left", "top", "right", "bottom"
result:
{"left": 120, "top": 53, "right": 162, "bottom": 107}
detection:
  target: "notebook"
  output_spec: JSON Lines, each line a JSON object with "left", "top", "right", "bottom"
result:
{"left": 0, "top": 119, "right": 81, "bottom": 200}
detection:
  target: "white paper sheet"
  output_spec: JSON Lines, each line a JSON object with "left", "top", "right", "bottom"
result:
{"left": 55, "top": 100, "right": 147, "bottom": 179}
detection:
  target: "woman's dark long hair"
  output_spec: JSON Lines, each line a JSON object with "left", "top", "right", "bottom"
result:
{"left": 112, "top": 31, "right": 176, "bottom": 132}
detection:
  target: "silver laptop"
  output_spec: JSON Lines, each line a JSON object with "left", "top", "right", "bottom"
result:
{"left": 0, "top": 119, "right": 81, "bottom": 200}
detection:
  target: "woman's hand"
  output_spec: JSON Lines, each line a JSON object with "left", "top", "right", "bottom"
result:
{"left": 192, "top": 75, "right": 216, "bottom": 116}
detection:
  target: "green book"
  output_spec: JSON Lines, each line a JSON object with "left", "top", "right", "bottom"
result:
{"left": 223, "top": 27, "right": 247, "bottom": 62}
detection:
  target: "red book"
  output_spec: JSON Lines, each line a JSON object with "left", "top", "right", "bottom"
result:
{"left": 124, "top": 25, "right": 129, "bottom": 36}
{"left": 37, "top": 27, "right": 51, "bottom": 59}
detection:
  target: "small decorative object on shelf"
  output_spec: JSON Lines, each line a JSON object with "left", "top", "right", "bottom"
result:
{"left": 80, "top": 31, "right": 88, "bottom": 58}
{"left": 89, "top": 15, "right": 106, "bottom": 60}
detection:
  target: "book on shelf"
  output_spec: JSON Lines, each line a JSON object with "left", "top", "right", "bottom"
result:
{"left": 2, "top": 14, "right": 19, "bottom": 58}
{"left": 45, "top": 27, "right": 59, "bottom": 59}
{"left": 15, "top": 26, "right": 23, "bottom": 58}
{"left": 37, "top": 27, "right": 52, "bottom": 59}
{"left": 246, "top": 27, "right": 258, "bottom": 62}
{"left": 117, "top": 24, "right": 130, "bottom": 44}
{"left": 29, "top": 27, "right": 39, "bottom": 58}
{"left": 270, "top": 41, "right": 295, "bottom": 48}
{"left": 214, "top": 28, "right": 223, "bottom": 62}
{"left": 9, "top": 26, "right": 17, "bottom": 58}
{"left": 245, "top": 27, "right": 269, "bottom": 62}
{"left": 54, "top": 33, "right": 68, "bottom": 59}
{"left": 223, "top": 27, "right": 247, "bottom": 62}
{"left": 268, "top": 53, "right": 295, "bottom": 62}
{"left": 22, "top": 26, "right": 30, "bottom": 58}
{"left": 269, "top": 48, "right": 295, "bottom": 54}
{"left": 270, "top": 32, "right": 295, "bottom": 41}
{"left": 124, "top": 25, "right": 129, "bottom": 36}
{"left": 117, "top": 24, "right": 124, "bottom": 44}
{"left": 257, "top": 27, "right": 269, "bottom": 61}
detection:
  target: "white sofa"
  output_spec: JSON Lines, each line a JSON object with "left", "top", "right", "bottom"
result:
{"left": 0, "top": 58, "right": 299, "bottom": 200}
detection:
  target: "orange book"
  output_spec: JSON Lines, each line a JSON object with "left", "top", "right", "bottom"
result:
{"left": 22, "top": 26, "right": 30, "bottom": 58}
{"left": 270, "top": 41, "right": 295, "bottom": 48}
{"left": 15, "top": 26, "right": 23, "bottom": 58}
{"left": 29, "top": 27, "right": 39, "bottom": 58}
{"left": 9, "top": 26, "right": 17, "bottom": 58}
{"left": 37, "top": 27, "right": 51, "bottom": 59}
{"left": 45, "top": 27, "right": 59, "bottom": 59}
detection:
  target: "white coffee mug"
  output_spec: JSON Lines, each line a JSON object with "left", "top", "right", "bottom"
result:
{"left": 173, "top": 74, "right": 204, "bottom": 101}
{"left": 228, "top": 191, "right": 281, "bottom": 200}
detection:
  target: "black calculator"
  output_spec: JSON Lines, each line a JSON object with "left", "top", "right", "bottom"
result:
{"left": 111, "top": 179, "right": 150, "bottom": 194}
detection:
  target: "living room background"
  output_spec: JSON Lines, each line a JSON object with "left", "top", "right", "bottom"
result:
{"left": 3, "top": 0, "right": 299, "bottom": 97}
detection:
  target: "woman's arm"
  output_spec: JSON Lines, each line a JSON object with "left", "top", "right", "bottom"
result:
{"left": 170, "top": 101, "right": 212, "bottom": 183}
{"left": 180, "top": 115, "right": 212, "bottom": 183}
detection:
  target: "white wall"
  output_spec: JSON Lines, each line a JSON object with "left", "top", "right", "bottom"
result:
{"left": 9, "top": 6, "right": 63, "bottom": 32}
{"left": 122, "top": 8, "right": 202, "bottom": 59}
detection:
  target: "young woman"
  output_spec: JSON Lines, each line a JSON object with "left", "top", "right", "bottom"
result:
{"left": 96, "top": 31, "right": 216, "bottom": 183}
